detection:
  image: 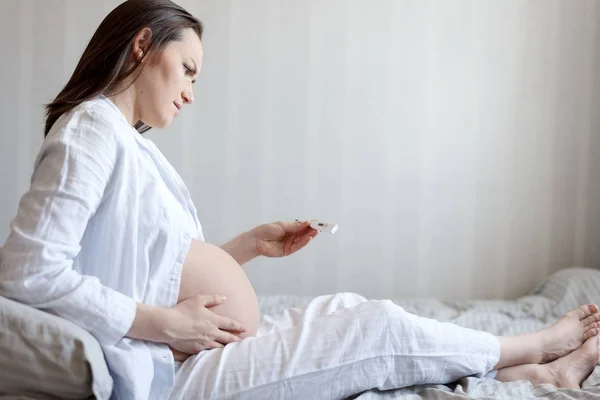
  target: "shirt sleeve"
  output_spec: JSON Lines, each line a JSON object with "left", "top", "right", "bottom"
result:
{"left": 0, "top": 108, "right": 137, "bottom": 346}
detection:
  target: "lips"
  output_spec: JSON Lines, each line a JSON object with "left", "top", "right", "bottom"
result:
{"left": 173, "top": 102, "right": 182, "bottom": 111}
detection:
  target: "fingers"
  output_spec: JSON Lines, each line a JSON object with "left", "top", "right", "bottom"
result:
{"left": 290, "top": 234, "right": 314, "bottom": 254}
{"left": 207, "top": 341, "right": 225, "bottom": 350}
{"left": 216, "top": 316, "right": 247, "bottom": 333}
{"left": 193, "top": 295, "right": 248, "bottom": 332}
{"left": 214, "top": 330, "right": 243, "bottom": 345}
{"left": 282, "top": 220, "right": 311, "bottom": 233}
{"left": 199, "top": 294, "right": 227, "bottom": 307}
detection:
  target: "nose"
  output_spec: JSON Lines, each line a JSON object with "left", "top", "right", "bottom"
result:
{"left": 182, "top": 86, "right": 194, "bottom": 104}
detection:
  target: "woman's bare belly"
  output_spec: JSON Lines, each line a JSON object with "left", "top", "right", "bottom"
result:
{"left": 177, "top": 240, "right": 260, "bottom": 339}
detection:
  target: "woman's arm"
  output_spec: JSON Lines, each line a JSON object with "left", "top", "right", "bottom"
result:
{"left": 220, "top": 231, "right": 257, "bottom": 266}
{"left": 0, "top": 108, "right": 248, "bottom": 352}
{"left": 128, "top": 303, "right": 170, "bottom": 342}
{"left": 0, "top": 109, "right": 138, "bottom": 345}
{"left": 220, "top": 220, "right": 317, "bottom": 264}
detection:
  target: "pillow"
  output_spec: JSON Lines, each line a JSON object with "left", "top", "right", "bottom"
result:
{"left": 0, "top": 295, "right": 113, "bottom": 399}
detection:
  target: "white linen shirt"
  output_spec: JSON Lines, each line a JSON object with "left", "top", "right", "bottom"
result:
{"left": 0, "top": 95, "right": 203, "bottom": 399}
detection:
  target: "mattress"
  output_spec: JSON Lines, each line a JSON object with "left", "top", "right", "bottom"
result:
{"left": 256, "top": 267, "right": 600, "bottom": 399}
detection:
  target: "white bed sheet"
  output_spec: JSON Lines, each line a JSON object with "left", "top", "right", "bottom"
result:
{"left": 257, "top": 267, "right": 600, "bottom": 399}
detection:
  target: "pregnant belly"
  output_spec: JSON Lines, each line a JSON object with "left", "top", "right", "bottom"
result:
{"left": 177, "top": 240, "right": 260, "bottom": 338}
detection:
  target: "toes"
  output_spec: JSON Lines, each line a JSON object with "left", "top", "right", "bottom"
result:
{"left": 585, "top": 322, "right": 600, "bottom": 337}
{"left": 588, "top": 321, "right": 600, "bottom": 331}
{"left": 582, "top": 313, "right": 600, "bottom": 326}
{"left": 584, "top": 327, "right": 599, "bottom": 340}
{"left": 576, "top": 304, "right": 599, "bottom": 320}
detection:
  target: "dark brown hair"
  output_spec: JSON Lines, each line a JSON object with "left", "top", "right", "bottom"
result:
{"left": 44, "top": 0, "right": 203, "bottom": 136}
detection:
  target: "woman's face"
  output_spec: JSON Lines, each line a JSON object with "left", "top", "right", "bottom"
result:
{"left": 134, "top": 28, "right": 203, "bottom": 129}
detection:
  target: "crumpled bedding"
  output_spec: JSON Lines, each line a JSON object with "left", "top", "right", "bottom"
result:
{"left": 257, "top": 267, "right": 600, "bottom": 399}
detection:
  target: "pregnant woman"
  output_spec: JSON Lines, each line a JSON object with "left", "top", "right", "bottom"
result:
{"left": 1, "top": 1, "right": 599, "bottom": 399}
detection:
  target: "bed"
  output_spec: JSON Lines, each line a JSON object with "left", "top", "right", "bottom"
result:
{"left": 257, "top": 267, "right": 600, "bottom": 399}
{"left": 2, "top": 267, "right": 600, "bottom": 399}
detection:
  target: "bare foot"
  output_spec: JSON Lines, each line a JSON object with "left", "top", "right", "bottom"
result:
{"left": 496, "top": 336, "right": 599, "bottom": 387}
{"left": 538, "top": 304, "right": 600, "bottom": 363}
{"left": 542, "top": 335, "right": 599, "bottom": 388}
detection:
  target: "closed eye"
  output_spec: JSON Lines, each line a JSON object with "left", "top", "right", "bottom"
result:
{"left": 184, "top": 59, "right": 199, "bottom": 84}
{"left": 184, "top": 64, "right": 197, "bottom": 84}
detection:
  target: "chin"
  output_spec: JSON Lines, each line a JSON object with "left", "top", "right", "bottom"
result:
{"left": 158, "top": 114, "right": 175, "bottom": 129}
{"left": 141, "top": 117, "right": 171, "bottom": 130}
{"left": 160, "top": 120, "right": 174, "bottom": 129}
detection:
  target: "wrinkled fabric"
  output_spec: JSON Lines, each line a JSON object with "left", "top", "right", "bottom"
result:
{"left": 171, "top": 292, "right": 500, "bottom": 400}
{"left": 0, "top": 95, "right": 202, "bottom": 399}
{"left": 255, "top": 267, "right": 600, "bottom": 399}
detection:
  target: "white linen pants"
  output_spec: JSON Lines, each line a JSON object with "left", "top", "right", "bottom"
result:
{"left": 170, "top": 293, "right": 500, "bottom": 400}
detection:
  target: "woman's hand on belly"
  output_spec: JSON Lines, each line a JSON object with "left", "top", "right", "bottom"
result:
{"left": 164, "top": 293, "right": 248, "bottom": 356}
{"left": 178, "top": 240, "right": 261, "bottom": 337}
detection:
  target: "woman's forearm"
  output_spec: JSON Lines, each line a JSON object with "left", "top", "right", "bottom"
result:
{"left": 127, "top": 303, "right": 172, "bottom": 343}
{"left": 220, "top": 231, "right": 257, "bottom": 266}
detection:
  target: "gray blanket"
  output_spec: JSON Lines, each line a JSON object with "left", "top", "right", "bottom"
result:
{"left": 257, "top": 267, "right": 600, "bottom": 399}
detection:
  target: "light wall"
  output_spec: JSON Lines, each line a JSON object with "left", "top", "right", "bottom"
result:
{"left": 1, "top": 0, "right": 599, "bottom": 300}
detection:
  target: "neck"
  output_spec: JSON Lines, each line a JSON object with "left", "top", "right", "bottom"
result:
{"left": 106, "top": 85, "right": 139, "bottom": 126}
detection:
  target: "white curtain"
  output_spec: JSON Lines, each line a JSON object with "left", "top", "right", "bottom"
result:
{"left": 1, "top": 0, "right": 599, "bottom": 300}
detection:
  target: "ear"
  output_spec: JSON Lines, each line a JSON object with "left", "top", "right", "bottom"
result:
{"left": 131, "top": 27, "right": 152, "bottom": 62}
